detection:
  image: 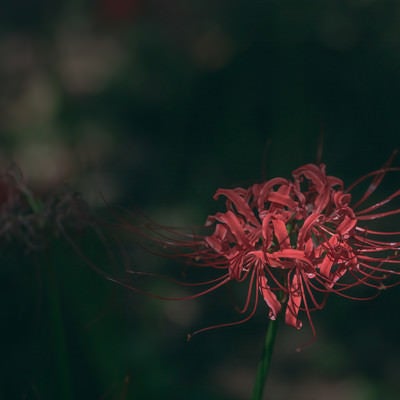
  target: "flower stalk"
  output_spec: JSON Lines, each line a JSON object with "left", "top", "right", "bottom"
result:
{"left": 251, "top": 318, "right": 279, "bottom": 400}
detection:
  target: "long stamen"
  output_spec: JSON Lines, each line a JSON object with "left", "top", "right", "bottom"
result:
{"left": 187, "top": 273, "right": 260, "bottom": 340}
{"left": 237, "top": 269, "right": 257, "bottom": 314}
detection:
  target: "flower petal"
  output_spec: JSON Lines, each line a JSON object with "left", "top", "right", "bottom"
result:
{"left": 259, "top": 275, "right": 281, "bottom": 320}
{"left": 285, "top": 274, "right": 302, "bottom": 329}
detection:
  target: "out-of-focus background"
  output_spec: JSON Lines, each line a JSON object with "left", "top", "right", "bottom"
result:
{"left": 1, "top": 1, "right": 400, "bottom": 399}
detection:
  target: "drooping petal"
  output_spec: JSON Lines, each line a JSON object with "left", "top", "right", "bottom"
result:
{"left": 285, "top": 274, "right": 303, "bottom": 329}
{"left": 259, "top": 275, "right": 282, "bottom": 320}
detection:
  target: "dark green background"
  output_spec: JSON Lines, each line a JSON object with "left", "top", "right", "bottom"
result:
{"left": 1, "top": 1, "right": 399, "bottom": 399}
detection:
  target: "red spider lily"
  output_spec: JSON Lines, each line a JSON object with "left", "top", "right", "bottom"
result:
{"left": 125, "top": 155, "right": 400, "bottom": 337}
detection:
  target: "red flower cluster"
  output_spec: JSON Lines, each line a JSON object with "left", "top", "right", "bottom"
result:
{"left": 198, "top": 162, "right": 400, "bottom": 334}
{"left": 130, "top": 157, "right": 400, "bottom": 337}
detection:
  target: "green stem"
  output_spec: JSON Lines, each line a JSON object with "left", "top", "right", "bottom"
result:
{"left": 251, "top": 319, "right": 279, "bottom": 400}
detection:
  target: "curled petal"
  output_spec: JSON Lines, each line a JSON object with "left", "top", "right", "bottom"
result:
{"left": 208, "top": 211, "right": 248, "bottom": 247}
{"left": 297, "top": 213, "right": 323, "bottom": 247}
{"left": 318, "top": 254, "right": 334, "bottom": 278}
{"left": 259, "top": 275, "right": 282, "bottom": 320}
{"left": 256, "top": 178, "right": 290, "bottom": 211}
{"left": 333, "top": 191, "right": 352, "bottom": 208}
{"left": 261, "top": 214, "right": 273, "bottom": 247}
{"left": 293, "top": 164, "right": 326, "bottom": 190}
{"left": 205, "top": 224, "right": 229, "bottom": 253}
{"left": 214, "top": 188, "right": 259, "bottom": 227}
{"left": 266, "top": 190, "right": 297, "bottom": 210}
{"left": 270, "top": 249, "right": 315, "bottom": 272}
{"left": 285, "top": 274, "right": 302, "bottom": 329}
{"left": 336, "top": 211, "right": 357, "bottom": 237}
{"left": 272, "top": 218, "right": 291, "bottom": 249}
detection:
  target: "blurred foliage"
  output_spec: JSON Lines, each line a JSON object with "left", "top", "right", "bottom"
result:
{"left": 1, "top": 0, "right": 400, "bottom": 399}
